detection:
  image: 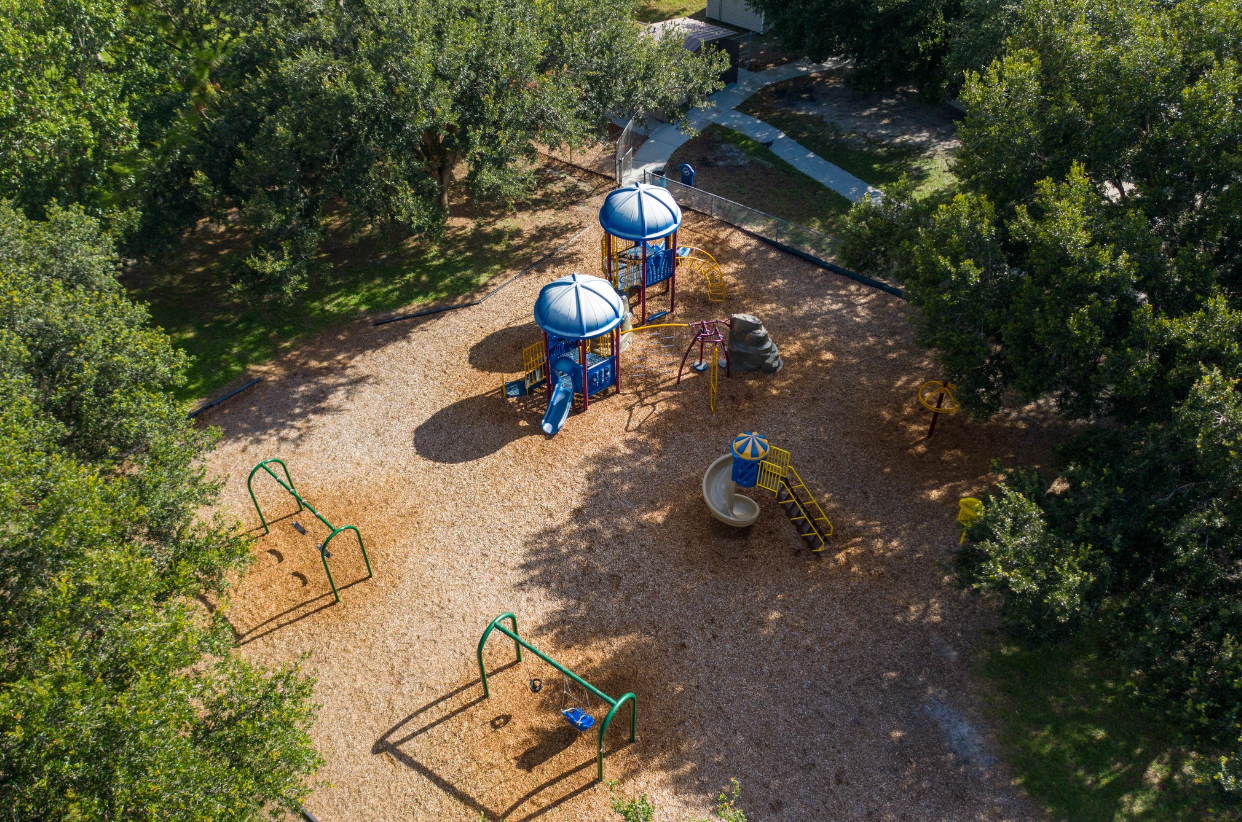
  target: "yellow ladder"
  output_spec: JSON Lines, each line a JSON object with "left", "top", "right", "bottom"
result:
{"left": 601, "top": 237, "right": 648, "bottom": 292}
{"left": 756, "top": 446, "right": 833, "bottom": 552}
{"left": 502, "top": 340, "right": 548, "bottom": 399}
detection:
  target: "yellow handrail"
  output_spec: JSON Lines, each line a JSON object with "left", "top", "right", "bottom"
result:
{"left": 786, "top": 465, "right": 833, "bottom": 539}
{"left": 756, "top": 446, "right": 833, "bottom": 549}
{"left": 627, "top": 323, "right": 689, "bottom": 332}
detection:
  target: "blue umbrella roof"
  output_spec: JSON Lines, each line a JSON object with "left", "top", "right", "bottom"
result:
{"left": 533, "top": 273, "right": 626, "bottom": 340}
{"left": 732, "top": 432, "right": 769, "bottom": 461}
{"left": 599, "top": 183, "right": 683, "bottom": 241}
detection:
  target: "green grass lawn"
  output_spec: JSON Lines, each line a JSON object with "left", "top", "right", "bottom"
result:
{"left": 635, "top": 0, "right": 706, "bottom": 23}
{"left": 982, "top": 640, "right": 1239, "bottom": 822}
{"left": 668, "top": 125, "right": 853, "bottom": 237}
{"left": 127, "top": 168, "right": 596, "bottom": 405}
{"left": 740, "top": 98, "right": 958, "bottom": 200}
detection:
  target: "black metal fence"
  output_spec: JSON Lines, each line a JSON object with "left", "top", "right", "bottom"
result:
{"left": 648, "top": 171, "right": 839, "bottom": 260}
{"left": 645, "top": 170, "right": 905, "bottom": 298}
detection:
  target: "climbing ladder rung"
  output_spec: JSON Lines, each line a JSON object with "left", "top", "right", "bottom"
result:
{"left": 767, "top": 458, "right": 832, "bottom": 553}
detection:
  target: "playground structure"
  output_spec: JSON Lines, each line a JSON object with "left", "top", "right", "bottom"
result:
{"left": 505, "top": 314, "right": 738, "bottom": 426}
{"left": 958, "top": 496, "right": 984, "bottom": 543}
{"left": 918, "top": 380, "right": 960, "bottom": 438}
{"left": 677, "top": 319, "right": 730, "bottom": 412}
{"left": 702, "top": 433, "right": 834, "bottom": 552}
{"left": 599, "top": 183, "right": 726, "bottom": 326}
{"left": 208, "top": 164, "right": 1041, "bottom": 822}
{"left": 500, "top": 185, "right": 740, "bottom": 426}
{"left": 504, "top": 273, "right": 626, "bottom": 436}
{"left": 247, "top": 458, "right": 373, "bottom": 602}
{"left": 477, "top": 613, "right": 637, "bottom": 783}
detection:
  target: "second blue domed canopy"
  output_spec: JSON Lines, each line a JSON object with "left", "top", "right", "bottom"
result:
{"left": 599, "top": 183, "right": 683, "bottom": 241}
{"left": 533, "top": 273, "right": 626, "bottom": 341}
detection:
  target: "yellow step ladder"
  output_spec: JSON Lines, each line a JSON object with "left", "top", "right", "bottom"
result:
{"left": 502, "top": 340, "right": 548, "bottom": 399}
{"left": 756, "top": 446, "right": 833, "bottom": 552}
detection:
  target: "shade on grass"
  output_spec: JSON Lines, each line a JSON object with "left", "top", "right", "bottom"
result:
{"left": 982, "top": 639, "right": 1239, "bottom": 822}
{"left": 128, "top": 169, "right": 597, "bottom": 403}
{"left": 667, "top": 125, "right": 853, "bottom": 237}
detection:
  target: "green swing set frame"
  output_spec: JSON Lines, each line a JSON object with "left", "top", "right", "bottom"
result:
{"left": 246, "top": 458, "right": 373, "bottom": 603}
{"left": 477, "top": 613, "right": 637, "bottom": 782}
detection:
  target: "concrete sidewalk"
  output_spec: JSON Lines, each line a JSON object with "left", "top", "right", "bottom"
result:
{"left": 630, "top": 60, "right": 881, "bottom": 203}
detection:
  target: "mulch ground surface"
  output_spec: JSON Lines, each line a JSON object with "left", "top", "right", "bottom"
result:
{"left": 202, "top": 182, "right": 1050, "bottom": 822}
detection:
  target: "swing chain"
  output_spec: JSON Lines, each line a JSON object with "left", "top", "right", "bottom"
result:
{"left": 560, "top": 670, "right": 591, "bottom": 711}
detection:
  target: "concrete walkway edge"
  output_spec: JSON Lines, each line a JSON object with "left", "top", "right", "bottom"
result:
{"left": 630, "top": 61, "right": 882, "bottom": 203}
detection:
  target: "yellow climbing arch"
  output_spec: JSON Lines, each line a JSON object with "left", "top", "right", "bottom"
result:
{"left": 678, "top": 247, "right": 727, "bottom": 302}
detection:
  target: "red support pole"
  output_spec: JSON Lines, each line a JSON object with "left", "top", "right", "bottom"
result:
{"left": 614, "top": 328, "right": 621, "bottom": 395}
{"left": 640, "top": 243, "right": 648, "bottom": 325}
{"left": 580, "top": 340, "right": 589, "bottom": 412}
{"left": 927, "top": 390, "right": 945, "bottom": 439}
{"left": 543, "top": 331, "right": 551, "bottom": 395}
{"left": 670, "top": 255, "right": 676, "bottom": 314}
{"left": 667, "top": 231, "right": 675, "bottom": 297}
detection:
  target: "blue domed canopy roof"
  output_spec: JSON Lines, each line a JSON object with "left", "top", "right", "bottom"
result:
{"left": 533, "top": 273, "right": 626, "bottom": 341}
{"left": 599, "top": 183, "right": 683, "bottom": 241}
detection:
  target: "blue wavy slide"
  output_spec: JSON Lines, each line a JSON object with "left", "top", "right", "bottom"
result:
{"left": 541, "top": 361, "right": 576, "bottom": 436}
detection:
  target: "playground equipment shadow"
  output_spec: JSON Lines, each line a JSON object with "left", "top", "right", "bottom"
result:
{"left": 225, "top": 508, "right": 375, "bottom": 643}
{"left": 414, "top": 393, "right": 536, "bottom": 464}
{"left": 373, "top": 661, "right": 634, "bottom": 822}
{"left": 207, "top": 194, "right": 1064, "bottom": 822}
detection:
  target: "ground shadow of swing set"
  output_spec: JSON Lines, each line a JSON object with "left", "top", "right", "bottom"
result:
{"left": 478, "top": 613, "right": 637, "bottom": 782}
{"left": 247, "top": 458, "right": 373, "bottom": 603}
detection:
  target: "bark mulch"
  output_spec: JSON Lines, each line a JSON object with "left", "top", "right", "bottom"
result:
{"left": 203, "top": 190, "right": 1051, "bottom": 822}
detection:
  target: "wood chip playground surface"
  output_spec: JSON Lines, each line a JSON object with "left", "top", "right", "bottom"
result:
{"left": 201, "top": 184, "right": 1053, "bottom": 822}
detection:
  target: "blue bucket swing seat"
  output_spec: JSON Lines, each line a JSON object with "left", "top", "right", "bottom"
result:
{"left": 562, "top": 707, "right": 595, "bottom": 732}
{"left": 557, "top": 673, "right": 596, "bottom": 732}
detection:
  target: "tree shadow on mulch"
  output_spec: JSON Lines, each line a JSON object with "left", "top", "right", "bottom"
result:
{"left": 500, "top": 218, "right": 1049, "bottom": 818}
{"left": 470, "top": 322, "right": 543, "bottom": 374}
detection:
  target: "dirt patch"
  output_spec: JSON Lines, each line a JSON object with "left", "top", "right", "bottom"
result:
{"left": 668, "top": 127, "right": 849, "bottom": 235}
{"left": 697, "top": 142, "right": 758, "bottom": 169}
{"left": 751, "top": 70, "right": 961, "bottom": 154}
{"left": 203, "top": 179, "right": 1052, "bottom": 822}
{"left": 746, "top": 31, "right": 798, "bottom": 72}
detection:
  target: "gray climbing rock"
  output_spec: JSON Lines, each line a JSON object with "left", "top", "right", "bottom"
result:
{"left": 728, "top": 314, "right": 783, "bottom": 374}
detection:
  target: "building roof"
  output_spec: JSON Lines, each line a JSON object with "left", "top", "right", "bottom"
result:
{"left": 533, "top": 273, "right": 626, "bottom": 341}
{"left": 598, "top": 183, "right": 683, "bottom": 242}
{"left": 646, "top": 17, "right": 737, "bottom": 53}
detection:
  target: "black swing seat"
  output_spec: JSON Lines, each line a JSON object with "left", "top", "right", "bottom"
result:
{"left": 562, "top": 708, "right": 595, "bottom": 732}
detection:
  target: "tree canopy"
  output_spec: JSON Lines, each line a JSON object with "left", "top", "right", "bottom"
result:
{"left": 747, "top": 0, "right": 967, "bottom": 93}
{"left": 0, "top": 2, "right": 725, "bottom": 814}
{"left": 0, "top": 201, "right": 322, "bottom": 819}
{"left": 0, "top": 0, "right": 726, "bottom": 300}
{"left": 840, "top": 0, "right": 1242, "bottom": 790}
